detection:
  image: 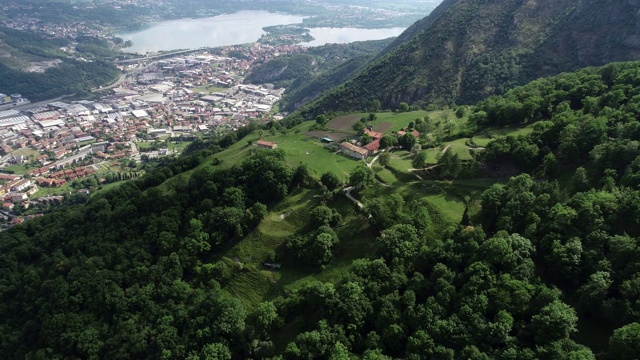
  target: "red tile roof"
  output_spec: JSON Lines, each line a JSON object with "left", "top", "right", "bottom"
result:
{"left": 364, "top": 129, "right": 384, "bottom": 139}
{"left": 363, "top": 139, "right": 381, "bottom": 152}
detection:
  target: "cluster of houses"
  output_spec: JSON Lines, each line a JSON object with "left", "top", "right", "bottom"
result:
{"left": 339, "top": 128, "right": 420, "bottom": 159}
{"left": 0, "top": 44, "right": 302, "bottom": 225}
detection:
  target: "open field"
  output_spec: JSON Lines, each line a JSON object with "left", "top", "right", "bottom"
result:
{"left": 13, "top": 148, "right": 40, "bottom": 159}
{"left": 375, "top": 122, "right": 394, "bottom": 132}
{"left": 208, "top": 122, "right": 363, "bottom": 180}
{"left": 191, "top": 84, "right": 228, "bottom": 93}
{"left": 327, "top": 109, "right": 471, "bottom": 136}
{"left": 484, "top": 124, "right": 535, "bottom": 138}
{"left": 374, "top": 166, "right": 399, "bottom": 185}
{"left": 305, "top": 130, "right": 352, "bottom": 142}
{"left": 327, "top": 114, "right": 361, "bottom": 131}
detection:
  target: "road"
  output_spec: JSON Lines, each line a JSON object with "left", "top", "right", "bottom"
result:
{"left": 92, "top": 73, "right": 127, "bottom": 92}
{"left": 115, "top": 47, "right": 209, "bottom": 64}
{"left": 11, "top": 94, "right": 75, "bottom": 111}
{"left": 343, "top": 186, "right": 364, "bottom": 209}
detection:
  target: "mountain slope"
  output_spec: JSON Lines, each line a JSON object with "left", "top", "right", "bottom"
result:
{"left": 6, "top": 61, "right": 640, "bottom": 358}
{"left": 373, "top": 0, "right": 461, "bottom": 61}
{"left": 245, "top": 39, "right": 393, "bottom": 111}
{"left": 279, "top": 54, "right": 374, "bottom": 111}
{"left": 299, "top": 0, "right": 640, "bottom": 115}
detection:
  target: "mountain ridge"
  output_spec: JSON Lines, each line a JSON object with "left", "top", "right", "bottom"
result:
{"left": 297, "top": 0, "right": 640, "bottom": 116}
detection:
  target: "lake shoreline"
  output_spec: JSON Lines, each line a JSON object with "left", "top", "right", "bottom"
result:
{"left": 116, "top": 10, "right": 406, "bottom": 55}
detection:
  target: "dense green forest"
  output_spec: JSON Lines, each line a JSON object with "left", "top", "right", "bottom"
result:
{"left": 0, "top": 60, "right": 119, "bottom": 101}
{"left": 4, "top": 60, "right": 640, "bottom": 358}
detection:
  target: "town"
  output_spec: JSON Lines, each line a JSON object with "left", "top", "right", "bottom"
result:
{"left": 0, "top": 43, "right": 305, "bottom": 228}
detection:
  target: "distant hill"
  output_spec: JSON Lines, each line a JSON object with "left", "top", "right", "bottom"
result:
{"left": 244, "top": 39, "right": 393, "bottom": 112}
{"left": 299, "top": 0, "right": 640, "bottom": 115}
{"left": 0, "top": 27, "right": 120, "bottom": 101}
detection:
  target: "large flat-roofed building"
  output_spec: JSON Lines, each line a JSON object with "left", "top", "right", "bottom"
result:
{"left": 33, "top": 111, "right": 62, "bottom": 121}
{"left": 0, "top": 116, "right": 29, "bottom": 128}
{"left": 0, "top": 110, "right": 20, "bottom": 120}
{"left": 37, "top": 119, "right": 65, "bottom": 128}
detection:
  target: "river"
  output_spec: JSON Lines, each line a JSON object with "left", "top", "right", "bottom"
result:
{"left": 117, "top": 10, "right": 406, "bottom": 54}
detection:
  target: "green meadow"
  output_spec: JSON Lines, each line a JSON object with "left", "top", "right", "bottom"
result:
{"left": 189, "top": 110, "right": 509, "bottom": 308}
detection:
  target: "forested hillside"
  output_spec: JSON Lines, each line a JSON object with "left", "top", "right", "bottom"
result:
{"left": 3, "top": 61, "right": 640, "bottom": 358}
{"left": 0, "top": 27, "right": 121, "bottom": 100}
{"left": 245, "top": 39, "right": 393, "bottom": 112}
{"left": 298, "top": 0, "right": 640, "bottom": 116}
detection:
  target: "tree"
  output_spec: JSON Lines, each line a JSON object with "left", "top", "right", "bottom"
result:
{"left": 310, "top": 205, "right": 341, "bottom": 227}
{"left": 398, "top": 102, "right": 410, "bottom": 113}
{"left": 200, "top": 343, "right": 231, "bottom": 360}
{"left": 377, "top": 224, "right": 419, "bottom": 264}
{"left": 399, "top": 133, "right": 416, "bottom": 151}
{"left": 437, "top": 148, "right": 461, "bottom": 178}
{"left": 531, "top": 300, "right": 578, "bottom": 344}
{"left": 316, "top": 115, "right": 328, "bottom": 127}
{"left": 360, "top": 133, "right": 373, "bottom": 146}
{"left": 329, "top": 342, "right": 351, "bottom": 360}
{"left": 353, "top": 121, "right": 365, "bottom": 133}
{"left": 379, "top": 152, "right": 391, "bottom": 167}
{"left": 380, "top": 135, "right": 395, "bottom": 149}
{"left": 455, "top": 107, "right": 466, "bottom": 119}
{"left": 255, "top": 301, "right": 279, "bottom": 335}
{"left": 543, "top": 152, "right": 559, "bottom": 177}
{"left": 412, "top": 151, "right": 429, "bottom": 169}
{"left": 577, "top": 271, "right": 612, "bottom": 312}
{"left": 609, "top": 323, "right": 640, "bottom": 360}
{"left": 572, "top": 167, "right": 590, "bottom": 193}
{"left": 321, "top": 172, "right": 342, "bottom": 191}
{"left": 348, "top": 165, "right": 374, "bottom": 189}
{"left": 292, "top": 164, "right": 312, "bottom": 188}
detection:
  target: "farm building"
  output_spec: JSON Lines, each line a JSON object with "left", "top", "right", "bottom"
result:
{"left": 256, "top": 140, "right": 278, "bottom": 149}
{"left": 363, "top": 139, "right": 381, "bottom": 155}
{"left": 397, "top": 130, "right": 420, "bottom": 138}
{"left": 364, "top": 129, "right": 384, "bottom": 139}
{"left": 340, "top": 142, "right": 369, "bottom": 159}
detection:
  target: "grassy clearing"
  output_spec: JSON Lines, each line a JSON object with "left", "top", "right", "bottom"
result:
{"left": 328, "top": 109, "right": 470, "bottom": 135}
{"left": 484, "top": 124, "right": 535, "bottom": 138}
{"left": 13, "top": 148, "right": 41, "bottom": 159}
{"left": 411, "top": 179, "right": 496, "bottom": 224}
{"left": 136, "top": 141, "right": 159, "bottom": 151}
{"left": 374, "top": 166, "right": 399, "bottom": 185}
{"left": 33, "top": 183, "right": 73, "bottom": 197}
{"left": 219, "top": 188, "right": 375, "bottom": 310}
{"left": 2, "top": 164, "right": 37, "bottom": 175}
{"left": 471, "top": 134, "right": 494, "bottom": 147}
{"left": 192, "top": 84, "right": 227, "bottom": 94}
{"left": 206, "top": 122, "right": 363, "bottom": 181}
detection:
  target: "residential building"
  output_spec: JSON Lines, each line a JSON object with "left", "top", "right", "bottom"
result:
{"left": 340, "top": 142, "right": 369, "bottom": 159}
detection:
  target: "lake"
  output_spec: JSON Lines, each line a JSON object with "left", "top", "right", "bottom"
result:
{"left": 304, "top": 27, "right": 406, "bottom": 47}
{"left": 117, "top": 10, "right": 406, "bottom": 54}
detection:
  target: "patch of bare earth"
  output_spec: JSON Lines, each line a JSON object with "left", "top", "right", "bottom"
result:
{"left": 327, "top": 114, "right": 360, "bottom": 131}
{"left": 305, "top": 130, "right": 352, "bottom": 142}
{"left": 375, "top": 122, "right": 393, "bottom": 133}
